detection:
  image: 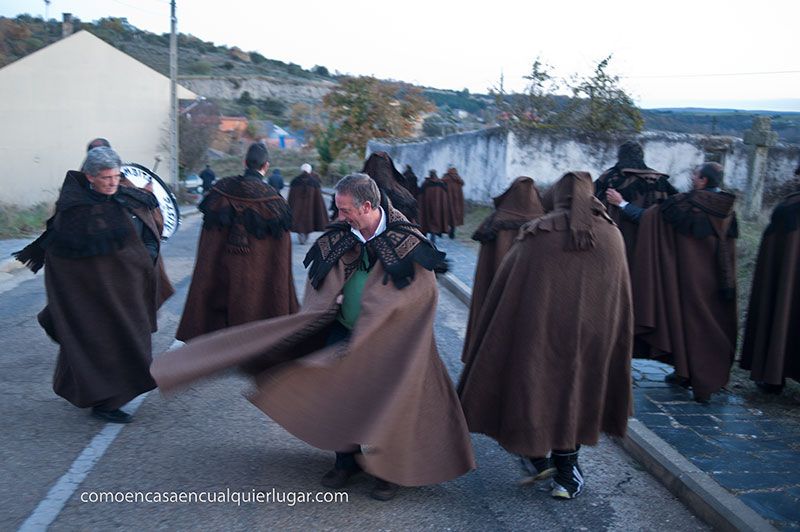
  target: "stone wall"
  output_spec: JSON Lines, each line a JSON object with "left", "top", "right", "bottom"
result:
{"left": 368, "top": 128, "right": 800, "bottom": 204}
{"left": 178, "top": 75, "right": 333, "bottom": 105}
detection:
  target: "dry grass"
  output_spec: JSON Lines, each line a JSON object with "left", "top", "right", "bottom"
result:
{"left": 0, "top": 202, "right": 52, "bottom": 238}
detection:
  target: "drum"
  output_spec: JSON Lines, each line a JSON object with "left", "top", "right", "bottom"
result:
{"left": 121, "top": 163, "right": 181, "bottom": 240}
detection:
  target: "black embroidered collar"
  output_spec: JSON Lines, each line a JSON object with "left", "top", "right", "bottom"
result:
{"left": 303, "top": 194, "right": 444, "bottom": 289}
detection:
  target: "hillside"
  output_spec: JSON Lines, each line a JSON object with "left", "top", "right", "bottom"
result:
{"left": 0, "top": 14, "right": 332, "bottom": 82}
{"left": 2, "top": 14, "right": 798, "bottom": 144}
{"left": 641, "top": 108, "right": 800, "bottom": 144}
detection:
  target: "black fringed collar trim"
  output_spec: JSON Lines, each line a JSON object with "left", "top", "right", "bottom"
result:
{"left": 660, "top": 190, "right": 738, "bottom": 239}
{"left": 303, "top": 195, "right": 444, "bottom": 290}
{"left": 200, "top": 177, "right": 292, "bottom": 240}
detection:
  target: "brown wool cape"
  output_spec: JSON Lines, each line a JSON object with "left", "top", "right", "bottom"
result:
{"left": 175, "top": 172, "right": 298, "bottom": 341}
{"left": 418, "top": 174, "right": 451, "bottom": 235}
{"left": 595, "top": 167, "right": 677, "bottom": 265}
{"left": 462, "top": 176, "right": 545, "bottom": 363}
{"left": 15, "top": 171, "right": 173, "bottom": 409}
{"left": 740, "top": 192, "right": 800, "bottom": 385}
{"left": 152, "top": 199, "right": 476, "bottom": 486}
{"left": 457, "top": 172, "right": 633, "bottom": 457}
{"left": 362, "top": 152, "right": 419, "bottom": 222}
{"left": 443, "top": 168, "right": 465, "bottom": 227}
{"left": 288, "top": 172, "right": 329, "bottom": 234}
{"left": 632, "top": 190, "right": 738, "bottom": 398}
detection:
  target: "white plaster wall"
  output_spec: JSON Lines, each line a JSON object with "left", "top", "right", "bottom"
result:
{"left": 0, "top": 31, "right": 196, "bottom": 206}
{"left": 371, "top": 127, "right": 799, "bottom": 204}
{"left": 368, "top": 128, "right": 507, "bottom": 202}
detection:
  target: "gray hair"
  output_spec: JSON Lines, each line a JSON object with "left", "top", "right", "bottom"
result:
{"left": 335, "top": 173, "right": 380, "bottom": 208}
{"left": 83, "top": 146, "right": 122, "bottom": 176}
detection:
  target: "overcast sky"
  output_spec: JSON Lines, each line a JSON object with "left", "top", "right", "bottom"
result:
{"left": 3, "top": 0, "right": 799, "bottom": 111}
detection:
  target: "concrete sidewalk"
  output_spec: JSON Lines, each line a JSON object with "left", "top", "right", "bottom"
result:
{"left": 434, "top": 236, "right": 793, "bottom": 532}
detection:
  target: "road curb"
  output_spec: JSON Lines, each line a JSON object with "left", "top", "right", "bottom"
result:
{"left": 437, "top": 271, "right": 777, "bottom": 532}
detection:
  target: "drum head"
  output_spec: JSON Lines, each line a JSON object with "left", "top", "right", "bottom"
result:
{"left": 121, "top": 163, "right": 181, "bottom": 240}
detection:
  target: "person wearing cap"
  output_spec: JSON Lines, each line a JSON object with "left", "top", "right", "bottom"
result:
{"left": 629, "top": 162, "right": 738, "bottom": 403}
{"left": 287, "top": 163, "right": 329, "bottom": 245}
{"left": 175, "top": 142, "right": 298, "bottom": 341}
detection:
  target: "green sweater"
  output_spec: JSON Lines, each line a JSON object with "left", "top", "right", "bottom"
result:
{"left": 337, "top": 249, "right": 371, "bottom": 330}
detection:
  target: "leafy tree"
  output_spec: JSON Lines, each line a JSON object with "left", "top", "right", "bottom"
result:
{"left": 314, "top": 123, "right": 346, "bottom": 177}
{"left": 493, "top": 57, "right": 563, "bottom": 131}
{"left": 560, "top": 55, "right": 643, "bottom": 133}
{"left": 322, "top": 76, "right": 434, "bottom": 154}
{"left": 179, "top": 102, "right": 221, "bottom": 172}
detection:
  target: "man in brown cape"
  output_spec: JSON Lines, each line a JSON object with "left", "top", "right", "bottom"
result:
{"left": 740, "top": 187, "right": 800, "bottom": 394}
{"left": 462, "top": 176, "right": 545, "bottom": 363}
{"left": 458, "top": 171, "right": 633, "bottom": 500}
{"left": 597, "top": 140, "right": 677, "bottom": 265}
{"left": 631, "top": 162, "right": 738, "bottom": 403}
{"left": 288, "top": 163, "right": 329, "bottom": 245}
{"left": 418, "top": 170, "right": 451, "bottom": 242}
{"left": 443, "top": 165, "right": 465, "bottom": 238}
{"left": 14, "top": 147, "right": 174, "bottom": 424}
{"left": 175, "top": 142, "right": 298, "bottom": 341}
{"left": 152, "top": 174, "right": 475, "bottom": 501}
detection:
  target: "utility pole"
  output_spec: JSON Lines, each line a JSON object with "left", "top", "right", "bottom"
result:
{"left": 169, "top": 0, "right": 179, "bottom": 190}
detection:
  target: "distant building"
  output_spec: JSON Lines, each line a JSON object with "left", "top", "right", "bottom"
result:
{"left": 0, "top": 30, "right": 197, "bottom": 206}
{"left": 218, "top": 116, "right": 249, "bottom": 135}
{"left": 251, "top": 120, "right": 305, "bottom": 149}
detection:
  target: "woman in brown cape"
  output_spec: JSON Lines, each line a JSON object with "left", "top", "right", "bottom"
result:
{"left": 14, "top": 147, "right": 173, "bottom": 424}
{"left": 288, "top": 163, "right": 329, "bottom": 245}
{"left": 462, "top": 176, "right": 545, "bottom": 363}
{"left": 152, "top": 174, "right": 474, "bottom": 500}
{"left": 175, "top": 143, "right": 298, "bottom": 341}
{"left": 458, "top": 171, "right": 633, "bottom": 500}
{"left": 418, "top": 170, "right": 451, "bottom": 241}
{"left": 443, "top": 166, "right": 465, "bottom": 237}
{"left": 631, "top": 162, "right": 738, "bottom": 404}
{"left": 740, "top": 189, "right": 800, "bottom": 393}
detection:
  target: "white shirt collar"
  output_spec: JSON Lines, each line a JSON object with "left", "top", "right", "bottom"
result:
{"left": 351, "top": 206, "right": 386, "bottom": 243}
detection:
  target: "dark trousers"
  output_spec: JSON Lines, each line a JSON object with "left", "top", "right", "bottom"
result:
{"left": 326, "top": 321, "right": 361, "bottom": 470}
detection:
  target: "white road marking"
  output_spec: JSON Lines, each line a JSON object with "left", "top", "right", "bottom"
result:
{"left": 17, "top": 393, "right": 149, "bottom": 532}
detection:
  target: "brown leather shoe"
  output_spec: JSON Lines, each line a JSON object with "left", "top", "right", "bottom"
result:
{"left": 320, "top": 467, "right": 360, "bottom": 489}
{"left": 370, "top": 479, "right": 399, "bottom": 501}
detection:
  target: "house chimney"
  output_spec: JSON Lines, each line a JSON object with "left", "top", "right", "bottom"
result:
{"left": 62, "top": 13, "right": 73, "bottom": 38}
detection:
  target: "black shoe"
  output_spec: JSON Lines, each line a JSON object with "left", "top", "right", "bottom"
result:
{"left": 664, "top": 371, "right": 691, "bottom": 388}
{"left": 448, "top": 228, "right": 456, "bottom": 239}
{"left": 518, "top": 455, "right": 556, "bottom": 485}
{"left": 551, "top": 450, "right": 584, "bottom": 499}
{"left": 320, "top": 466, "right": 361, "bottom": 489}
{"left": 370, "top": 478, "right": 399, "bottom": 501}
{"left": 91, "top": 407, "right": 133, "bottom": 424}
{"left": 693, "top": 391, "right": 711, "bottom": 404}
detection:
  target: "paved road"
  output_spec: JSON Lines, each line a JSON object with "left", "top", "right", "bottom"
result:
{"left": 0, "top": 216, "right": 706, "bottom": 530}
